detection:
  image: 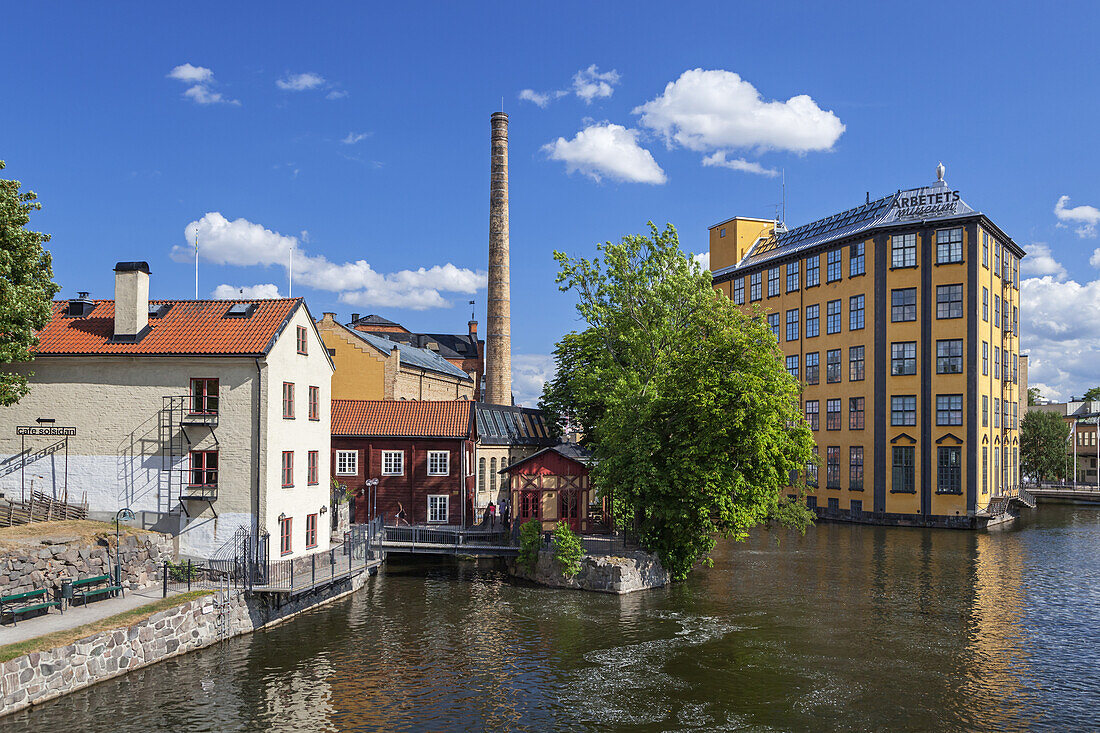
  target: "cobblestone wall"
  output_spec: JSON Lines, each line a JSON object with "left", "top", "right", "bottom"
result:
{"left": 512, "top": 549, "right": 670, "bottom": 594}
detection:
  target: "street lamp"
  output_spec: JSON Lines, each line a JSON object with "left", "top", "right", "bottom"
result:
{"left": 364, "top": 478, "right": 379, "bottom": 524}
{"left": 115, "top": 507, "right": 135, "bottom": 588}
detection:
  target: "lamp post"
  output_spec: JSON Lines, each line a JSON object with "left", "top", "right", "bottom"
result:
{"left": 364, "top": 478, "right": 379, "bottom": 524}
{"left": 115, "top": 507, "right": 135, "bottom": 587}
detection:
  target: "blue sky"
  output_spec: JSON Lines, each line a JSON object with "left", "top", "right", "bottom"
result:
{"left": 3, "top": 1, "right": 1099, "bottom": 405}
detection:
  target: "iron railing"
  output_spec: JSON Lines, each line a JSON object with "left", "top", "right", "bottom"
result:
{"left": 380, "top": 523, "right": 512, "bottom": 550}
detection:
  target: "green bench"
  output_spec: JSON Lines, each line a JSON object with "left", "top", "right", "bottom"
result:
{"left": 0, "top": 588, "right": 62, "bottom": 626}
{"left": 71, "top": 573, "right": 123, "bottom": 606}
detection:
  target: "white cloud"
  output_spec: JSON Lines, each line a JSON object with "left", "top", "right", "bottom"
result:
{"left": 542, "top": 123, "right": 666, "bottom": 184}
{"left": 572, "top": 65, "right": 620, "bottom": 104}
{"left": 173, "top": 212, "right": 486, "bottom": 311}
{"left": 634, "top": 68, "right": 845, "bottom": 163}
{"left": 1020, "top": 242, "right": 1067, "bottom": 280}
{"left": 512, "top": 354, "right": 555, "bottom": 408}
{"left": 326, "top": 89, "right": 348, "bottom": 100}
{"left": 1091, "top": 248, "right": 1100, "bottom": 269}
{"left": 1054, "top": 195, "right": 1100, "bottom": 238}
{"left": 519, "top": 89, "right": 556, "bottom": 108}
{"left": 276, "top": 72, "right": 326, "bottom": 91}
{"left": 341, "top": 131, "right": 371, "bottom": 145}
{"left": 167, "top": 63, "right": 213, "bottom": 84}
{"left": 1021, "top": 275, "right": 1100, "bottom": 402}
{"left": 692, "top": 251, "right": 710, "bottom": 271}
{"left": 211, "top": 283, "right": 282, "bottom": 299}
{"left": 702, "top": 151, "right": 779, "bottom": 177}
{"left": 168, "top": 63, "right": 239, "bottom": 105}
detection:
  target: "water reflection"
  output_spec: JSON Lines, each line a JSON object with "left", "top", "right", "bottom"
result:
{"left": 8, "top": 507, "right": 1100, "bottom": 732}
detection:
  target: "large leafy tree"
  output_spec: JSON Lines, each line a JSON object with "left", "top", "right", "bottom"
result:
{"left": 1027, "top": 387, "right": 1041, "bottom": 406}
{"left": 1020, "top": 410, "right": 1069, "bottom": 483}
{"left": 1082, "top": 386, "right": 1100, "bottom": 401}
{"left": 0, "top": 161, "right": 60, "bottom": 406}
{"left": 541, "top": 223, "right": 815, "bottom": 580}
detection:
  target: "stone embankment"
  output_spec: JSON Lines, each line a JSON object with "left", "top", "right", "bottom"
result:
{"left": 512, "top": 549, "right": 670, "bottom": 594}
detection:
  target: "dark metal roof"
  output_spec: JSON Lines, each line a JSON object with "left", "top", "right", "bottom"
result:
{"left": 474, "top": 402, "right": 557, "bottom": 447}
{"left": 499, "top": 443, "right": 594, "bottom": 473}
{"left": 362, "top": 330, "right": 480, "bottom": 361}
{"left": 354, "top": 331, "right": 472, "bottom": 381}
{"left": 353, "top": 314, "right": 402, "bottom": 328}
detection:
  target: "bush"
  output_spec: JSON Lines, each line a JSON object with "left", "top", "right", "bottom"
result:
{"left": 167, "top": 559, "right": 200, "bottom": 582}
{"left": 552, "top": 521, "right": 585, "bottom": 578}
{"left": 518, "top": 519, "right": 541, "bottom": 572}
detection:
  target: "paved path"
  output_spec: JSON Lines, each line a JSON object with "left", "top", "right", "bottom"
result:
{"left": 1, "top": 585, "right": 193, "bottom": 646}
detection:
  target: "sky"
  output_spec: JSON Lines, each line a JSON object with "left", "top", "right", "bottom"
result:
{"left": 2, "top": 1, "right": 1099, "bottom": 406}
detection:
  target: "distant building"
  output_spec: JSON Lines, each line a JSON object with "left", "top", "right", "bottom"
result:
{"left": 0, "top": 262, "right": 334, "bottom": 559}
{"left": 501, "top": 444, "right": 595, "bottom": 533}
{"left": 472, "top": 402, "right": 557, "bottom": 511}
{"left": 317, "top": 313, "right": 474, "bottom": 401}
{"left": 1028, "top": 400, "right": 1100, "bottom": 485}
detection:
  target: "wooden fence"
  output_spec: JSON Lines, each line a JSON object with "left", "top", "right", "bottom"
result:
{"left": 0, "top": 490, "right": 88, "bottom": 527}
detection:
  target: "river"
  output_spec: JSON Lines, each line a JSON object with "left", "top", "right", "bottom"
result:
{"left": 8, "top": 505, "right": 1100, "bottom": 732}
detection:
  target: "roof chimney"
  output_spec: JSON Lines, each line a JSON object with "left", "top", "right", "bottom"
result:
{"left": 113, "top": 262, "right": 150, "bottom": 341}
{"left": 468, "top": 320, "right": 478, "bottom": 337}
{"left": 67, "top": 291, "right": 94, "bottom": 317}
{"left": 351, "top": 313, "right": 360, "bottom": 323}
{"left": 486, "top": 111, "right": 512, "bottom": 405}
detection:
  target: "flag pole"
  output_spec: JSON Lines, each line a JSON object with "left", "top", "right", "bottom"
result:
{"left": 194, "top": 231, "right": 199, "bottom": 299}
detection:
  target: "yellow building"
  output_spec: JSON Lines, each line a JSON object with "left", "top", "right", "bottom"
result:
{"left": 710, "top": 166, "right": 1025, "bottom": 527}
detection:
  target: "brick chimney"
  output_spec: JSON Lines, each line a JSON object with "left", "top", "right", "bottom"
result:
{"left": 351, "top": 313, "right": 360, "bottom": 323}
{"left": 468, "top": 320, "right": 478, "bottom": 337}
{"left": 113, "top": 261, "right": 150, "bottom": 341}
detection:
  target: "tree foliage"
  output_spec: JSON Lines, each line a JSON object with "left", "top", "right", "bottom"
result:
{"left": 1082, "top": 386, "right": 1100, "bottom": 402}
{"left": 1027, "top": 387, "right": 1041, "bottom": 406}
{"left": 0, "top": 161, "right": 60, "bottom": 406}
{"left": 1020, "top": 410, "right": 1069, "bottom": 483}
{"left": 517, "top": 519, "right": 541, "bottom": 572}
{"left": 541, "top": 223, "right": 815, "bottom": 580}
{"left": 551, "top": 521, "right": 585, "bottom": 578}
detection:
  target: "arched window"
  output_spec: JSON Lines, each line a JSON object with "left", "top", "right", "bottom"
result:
{"left": 478, "top": 457, "right": 486, "bottom": 495}
{"left": 490, "top": 458, "right": 497, "bottom": 493}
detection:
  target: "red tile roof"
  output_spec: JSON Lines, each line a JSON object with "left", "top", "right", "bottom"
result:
{"left": 332, "top": 399, "right": 472, "bottom": 438}
{"left": 34, "top": 299, "right": 301, "bottom": 356}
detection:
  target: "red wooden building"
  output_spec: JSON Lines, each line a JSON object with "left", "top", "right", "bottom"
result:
{"left": 501, "top": 444, "right": 595, "bottom": 533}
{"left": 331, "top": 400, "right": 475, "bottom": 526}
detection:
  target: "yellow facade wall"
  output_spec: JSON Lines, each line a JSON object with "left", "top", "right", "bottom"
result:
{"left": 317, "top": 316, "right": 387, "bottom": 400}
{"left": 708, "top": 218, "right": 775, "bottom": 273}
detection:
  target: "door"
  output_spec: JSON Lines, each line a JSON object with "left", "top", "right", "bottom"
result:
{"left": 558, "top": 490, "right": 581, "bottom": 531}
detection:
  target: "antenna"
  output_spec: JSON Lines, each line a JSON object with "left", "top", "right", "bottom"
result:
{"left": 469, "top": 299, "right": 475, "bottom": 321}
{"left": 781, "top": 168, "right": 786, "bottom": 226}
{"left": 194, "top": 230, "right": 199, "bottom": 299}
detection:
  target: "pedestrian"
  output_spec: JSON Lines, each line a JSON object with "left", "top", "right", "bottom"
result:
{"left": 482, "top": 504, "right": 491, "bottom": 528}
{"left": 501, "top": 499, "right": 510, "bottom": 531}
{"left": 396, "top": 502, "right": 409, "bottom": 526}
{"left": 488, "top": 501, "right": 497, "bottom": 530}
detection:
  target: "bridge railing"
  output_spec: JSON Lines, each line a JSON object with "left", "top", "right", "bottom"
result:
{"left": 380, "top": 523, "right": 512, "bottom": 548}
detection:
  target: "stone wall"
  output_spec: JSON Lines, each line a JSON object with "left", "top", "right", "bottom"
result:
{"left": 0, "top": 531, "right": 172, "bottom": 598}
{"left": 0, "top": 566, "right": 371, "bottom": 718}
{"left": 511, "top": 549, "right": 669, "bottom": 594}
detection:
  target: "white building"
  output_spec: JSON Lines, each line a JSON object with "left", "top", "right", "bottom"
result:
{"left": 0, "top": 262, "right": 334, "bottom": 559}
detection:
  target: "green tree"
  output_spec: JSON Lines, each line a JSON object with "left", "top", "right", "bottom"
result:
{"left": 542, "top": 223, "right": 815, "bottom": 580}
{"left": 1027, "top": 387, "right": 1041, "bottom": 406}
{"left": 551, "top": 521, "right": 585, "bottom": 578}
{"left": 1082, "top": 386, "right": 1100, "bottom": 401}
{"left": 517, "top": 519, "right": 541, "bottom": 572}
{"left": 1020, "top": 410, "right": 1069, "bottom": 483}
{"left": 0, "top": 161, "right": 60, "bottom": 406}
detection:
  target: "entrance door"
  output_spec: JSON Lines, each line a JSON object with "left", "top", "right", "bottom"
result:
{"left": 558, "top": 490, "right": 581, "bottom": 531}
{"left": 519, "top": 490, "right": 540, "bottom": 522}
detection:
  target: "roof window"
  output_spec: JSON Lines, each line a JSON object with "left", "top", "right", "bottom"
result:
{"left": 149, "top": 303, "right": 172, "bottom": 318}
{"left": 225, "top": 303, "right": 257, "bottom": 318}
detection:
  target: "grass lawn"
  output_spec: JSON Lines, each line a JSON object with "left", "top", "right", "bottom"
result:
{"left": 0, "top": 519, "right": 164, "bottom": 549}
{"left": 0, "top": 590, "right": 214, "bottom": 664}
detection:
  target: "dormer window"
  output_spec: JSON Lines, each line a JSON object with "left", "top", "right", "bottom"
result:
{"left": 225, "top": 303, "right": 256, "bottom": 318}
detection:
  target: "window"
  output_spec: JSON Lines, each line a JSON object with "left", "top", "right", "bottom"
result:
{"left": 826, "top": 249, "right": 842, "bottom": 282}
{"left": 336, "top": 450, "right": 358, "bottom": 476}
{"left": 308, "top": 386, "right": 320, "bottom": 421}
{"left": 190, "top": 378, "right": 219, "bottom": 415}
{"left": 982, "top": 395, "right": 989, "bottom": 427}
{"left": 428, "top": 450, "right": 450, "bottom": 476}
{"left": 938, "top": 447, "right": 962, "bottom": 494}
{"left": 1013, "top": 306, "right": 1019, "bottom": 336}
{"left": 826, "top": 300, "right": 842, "bottom": 334}
{"left": 826, "top": 399, "right": 841, "bottom": 430}
{"left": 891, "top": 342, "right": 917, "bottom": 376}
{"left": 994, "top": 347, "right": 1001, "bottom": 379}
{"left": 994, "top": 447, "right": 1000, "bottom": 491}
{"left": 806, "top": 457, "right": 819, "bottom": 488}
{"left": 805, "top": 304, "right": 819, "bottom": 338}
{"left": 282, "top": 451, "right": 294, "bottom": 487}
{"left": 994, "top": 295, "right": 1001, "bottom": 327}
{"left": 786, "top": 355, "right": 800, "bottom": 380}
{"left": 305, "top": 513, "right": 318, "bottom": 548}
{"left": 995, "top": 241, "right": 1001, "bottom": 276}
{"left": 892, "top": 233, "right": 917, "bottom": 268}
{"left": 805, "top": 352, "right": 819, "bottom": 385}
{"left": 982, "top": 287, "right": 989, "bottom": 322}
{"left": 850, "top": 397, "right": 865, "bottom": 430}
{"left": 850, "top": 447, "right": 864, "bottom": 490}
{"left": 804, "top": 400, "right": 819, "bottom": 430}
{"left": 891, "top": 395, "right": 916, "bottom": 426}
{"left": 994, "top": 398, "right": 1000, "bottom": 428}
{"left": 936, "top": 228, "right": 963, "bottom": 263}
{"left": 1013, "top": 353, "right": 1019, "bottom": 384}
{"left": 937, "top": 284, "right": 963, "bottom": 319}
{"left": 983, "top": 446, "right": 989, "bottom": 494}
{"left": 733, "top": 278, "right": 745, "bottom": 305}
{"left": 805, "top": 255, "right": 820, "bottom": 287}
{"left": 849, "top": 295, "right": 865, "bottom": 330}
{"left": 937, "top": 339, "right": 964, "bottom": 374}
{"left": 189, "top": 450, "right": 218, "bottom": 486}
{"left": 892, "top": 446, "right": 915, "bottom": 493}
{"left": 427, "top": 495, "right": 449, "bottom": 523}
{"left": 937, "top": 394, "right": 963, "bottom": 425}
{"left": 478, "top": 457, "right": 486, "bottom": 493}
{"left": 982, "top": 232, "right": 989, "bottom": 268}
{"left": 807, "top": 495, "right": 817, "bottom": 509}
{"left": 826, "top": 447, "right": 840, "bottom": 488}
{"left": 382, "top": 450, "right": 404, "bottom": 476}
{"left": 849, "top": 346, "right": 865, "bottom": 382}
{"left": 982, "top": 342, "right": 989, "bottom": 375}
{"left": 850, "top": 242, "right": 865, "bottom": 276}
{"left": 296, "top": 325, "right": 308, "bottom": 355}
{"left": 307, "top": 451, "right": 319, "bottom": 485}
{"left": 1013, "top": 401, "right": 1018, "bottom": 430}
{"left": 280, "top": 516, "right": 292, "bottom": 556}
{"left": 768, "top": 267, "right": 780, "bottom": 297}
{"left": 786, "top": 309, "right": 800, "bottom": 341}
{"left": 720, "top": 227, "right": 726, "bottom": 237}
{"left": 891, "top": 288, "right": 917, "bottom": 322}
{"left": 749, "top": 272, "right": 762, "bottom": 301}
{"left": 767, "top": 313, "right": 781, "bottom": 340}
{"left": 826, "top": 349, "right": 842, "bottom": 383}
{"left": 282, "top": 382, "right": 295, "bottom": 419}
{"left": 786, "top": 261, "right": 800, "bottom": 292}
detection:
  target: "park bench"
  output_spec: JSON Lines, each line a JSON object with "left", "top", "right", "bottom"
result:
{"left": 70, "top": 573, "right": 123, "bottom": 606}
{"left": 0, "top": 588, "right": 62, "bottom": 626}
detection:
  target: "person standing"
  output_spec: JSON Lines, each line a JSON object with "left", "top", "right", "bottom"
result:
{"left": 488, "top": 501, "right": 497, "bottom": 530}
{"left": 500, "top": 497, "right": 510, "bottom": 531}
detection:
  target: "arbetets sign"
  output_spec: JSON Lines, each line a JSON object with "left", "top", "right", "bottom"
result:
{"left": 16, "top": 425, "right": 77, "bottom": 436}
{"left": 882, "top": 185, "right": 974, "bottom": 224}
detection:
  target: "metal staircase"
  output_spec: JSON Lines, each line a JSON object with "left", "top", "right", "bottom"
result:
{"left": 160, "top": 395, "right": 219, "bottom": 516}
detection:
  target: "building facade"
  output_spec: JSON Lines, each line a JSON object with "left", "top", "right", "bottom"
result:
{"left": 472, "top": 402, "right": 557, "bottom": 511}
{"left": 502, "top": 444, "right": 594, "bottom": 533}
{"left": 1029, "top": 400, "right": 1100, "bottom": 485}
{"left": 711, "top": 169, "right": 1026, "bottom": 526}
{"left": 0, "top": 263, "right": 334, "bottom": 558}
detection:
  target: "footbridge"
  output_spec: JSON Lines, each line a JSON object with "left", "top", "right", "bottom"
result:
{"left": 377, "top": 524, "right": 518, "bottom": 556}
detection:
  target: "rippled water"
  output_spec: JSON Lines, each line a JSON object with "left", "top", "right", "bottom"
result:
{"left": 9, "top": 506, "right": 1100, "bottom": 732}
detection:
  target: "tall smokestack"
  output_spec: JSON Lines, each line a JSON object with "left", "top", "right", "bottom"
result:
{"left": 486, "top": 112, "right": 512, "bottom": 405}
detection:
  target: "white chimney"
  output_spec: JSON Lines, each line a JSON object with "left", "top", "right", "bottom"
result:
{"left": 113, "top": 261, "right": 150, "bottom": 340}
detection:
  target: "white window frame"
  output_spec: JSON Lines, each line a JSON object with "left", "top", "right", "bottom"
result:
{"left": 382, "top": 450, "right": 404, "bottom": 476}
{"left": 335, "top": 450, "right": 358, "bottom": 476}
{"left": 427, "top": 450, "right": 450, "bottom": 476}
{"left": 427, "top": 494, "right": 449, "bottom": 523}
